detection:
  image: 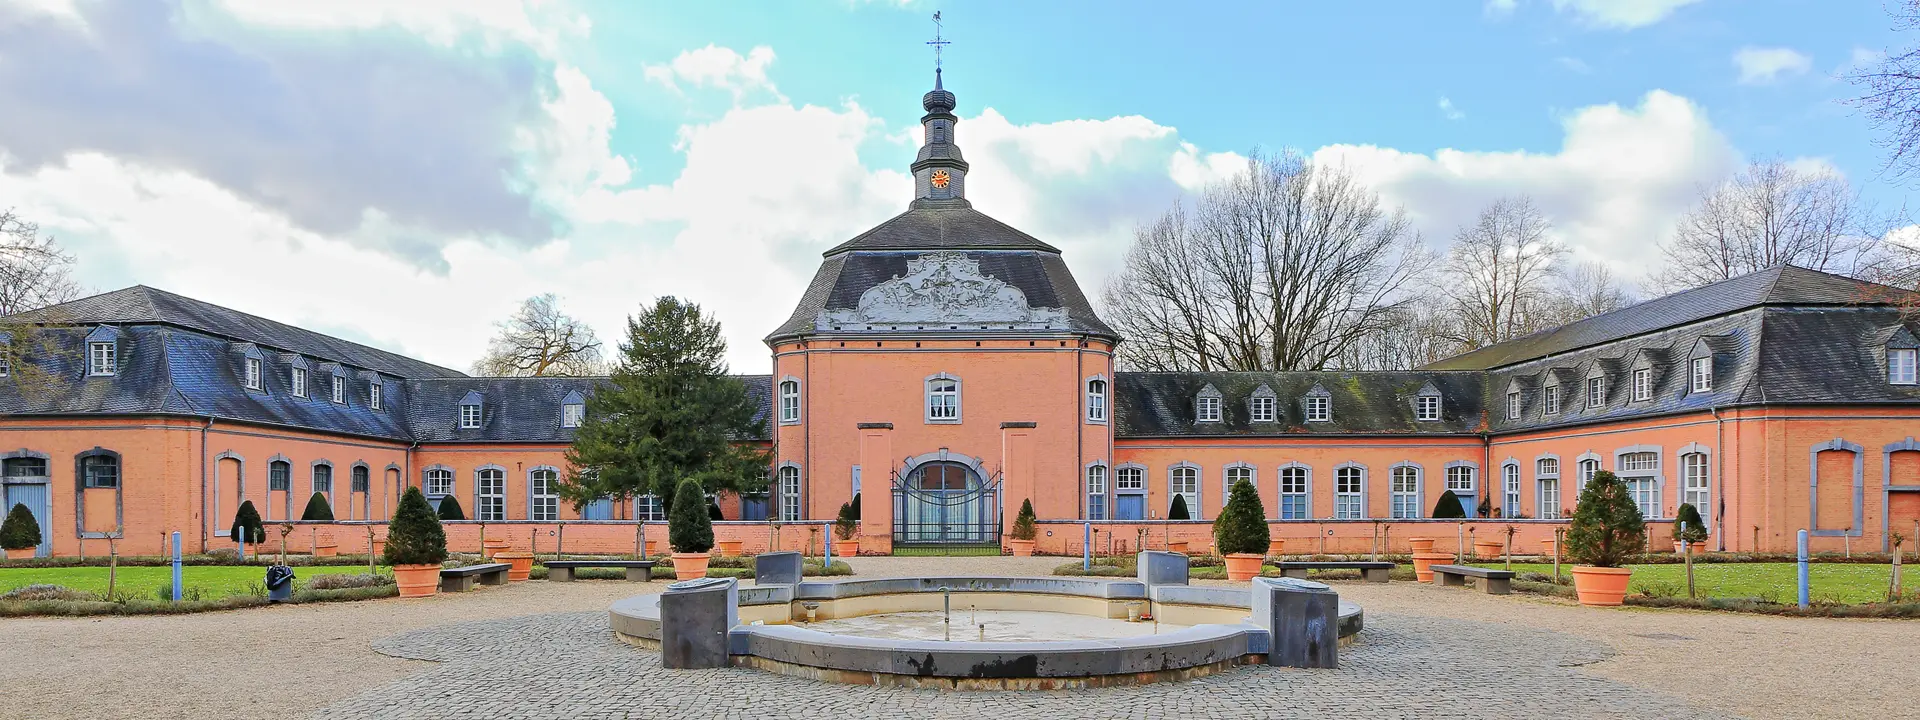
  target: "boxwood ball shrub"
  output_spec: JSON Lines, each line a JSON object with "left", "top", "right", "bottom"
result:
{"left": 1, "top": 502, "right": 42, "bottom": 551}
{"left": 1432, "top": 490, "right": 1467, "bottom": 519}
{"left": 1011, "top": 499, "right": 1037, "bottom": 541}
{"left": 668, "top": 478, "right": 714, "bottom": 554}
{"left": 229, "top": 501, "right": 265, "bottom": 545}
{"left": 300, "top": 492, "right": 334, "bottom": 521}
{"left": 1213, "top": 478, "right": 1270, "bottom": 555}
{"left": 384, "top": 487, "right": 448, "bottom": 567}
{"left": 1565, "top": 470, "right": 1646, "bottom": 568}
{"left": 435, "top": 495, "right": 466, "bottom": 521}
{"left": 1674, "top": 502, "right": 1709, "bottom": 544}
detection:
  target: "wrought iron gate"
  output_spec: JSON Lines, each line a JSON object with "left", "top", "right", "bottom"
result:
{"left": 892, "top": 460, "right": 1000, "bottom": 547}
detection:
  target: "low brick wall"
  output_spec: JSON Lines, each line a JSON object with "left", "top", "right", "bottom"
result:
{"left": 216, "top": 520, "right": 837, "bottom": 557}
{"left": 1033, "top": 519, "right": 1679, "bottom": 557}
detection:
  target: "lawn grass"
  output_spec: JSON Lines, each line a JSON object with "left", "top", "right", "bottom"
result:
{"left": 1477, "top": 562, "right": 1919, "bottom": 604}
{"left": 0, "top": 564, "right": 390, "bottom": 599}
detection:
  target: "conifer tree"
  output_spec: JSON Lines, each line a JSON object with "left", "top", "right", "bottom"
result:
{"left": 1011, "top": 499, "right": 1037, "bottom": 541}
{"left": 560, "top": 297, "right": 770, "bottom": 511}
{"left": 436, "top": 495, "right": 466, "bottom": 521}
{"left": 385, "top": 487, "right": 448, "bottom": 566}
{"left": 1566, "top": 470, "right": 1646, "bottom": 567}
{"left": 668, "top": 478, "right": 714, "bottom": 554}
{"left": 1213, "top": 479, "right": 1270, "bottom": 555}
{"left": 300, "top": 492, "right": 335, "bottom": 521}
{"left": 230, "top": 500, "right": 265, "bottom": 544}
{"left": 1168, "top": 494, "right": 1191, "bottom": 521}
{"left": 1674, "top": 502, "right": 1709, "bottom": 544}
{"left": 1433, "top": 490, "right": 1467, "bottom": 519}
{"left": 0, "top": 503, "right": 42, "bottom": 551}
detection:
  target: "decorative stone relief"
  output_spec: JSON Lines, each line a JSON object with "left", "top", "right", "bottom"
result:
{"left": 817, "top": 251, "right": 1069, "bottom": 331}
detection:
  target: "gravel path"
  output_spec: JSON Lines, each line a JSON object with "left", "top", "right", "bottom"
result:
{"left": 0, "top": 556, "right": 1910, "bottom": 720}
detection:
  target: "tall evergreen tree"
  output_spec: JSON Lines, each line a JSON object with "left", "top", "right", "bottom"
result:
{"left": 561, "top": 296, "right": 770, "bottom": 512}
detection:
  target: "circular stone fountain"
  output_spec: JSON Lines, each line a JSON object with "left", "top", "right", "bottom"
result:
{"left": 610, "top": 553, "right": 1363, "bottom": 689}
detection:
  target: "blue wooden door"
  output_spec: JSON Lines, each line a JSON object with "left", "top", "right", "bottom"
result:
{"left": 3, "top": 483, "right": 51, "bottom": 557}
{"left": 1116, "top": 494, "right": 1145, "bottom": 521}
{"left": 582, "top": 498, "right": 613, "bottom": 520}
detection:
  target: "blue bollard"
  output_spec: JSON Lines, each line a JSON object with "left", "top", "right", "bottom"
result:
{"left": 823, "top": 526, "right": 832, "bottom": 567}
{"left": 170, "top": 531, "right": 182, "bottom": 602}
{"left": 1797, "top": 529, "right": 1810, "bottom": 608}
{"left": 1083, "top": 522, "right": 1091, "bottom": 571}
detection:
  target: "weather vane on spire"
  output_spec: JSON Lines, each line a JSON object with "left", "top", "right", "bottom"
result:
{"left": 927, "top": 11, "right": 950, "bottom": 70}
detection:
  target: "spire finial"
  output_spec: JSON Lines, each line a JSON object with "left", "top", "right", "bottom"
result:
{"left": 927, "top": 11, "right": 950, "bottom": 72}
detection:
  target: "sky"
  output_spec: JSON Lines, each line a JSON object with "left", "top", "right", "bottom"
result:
{"left": 0, "top": 0, "right": 1912, "bottom": 374}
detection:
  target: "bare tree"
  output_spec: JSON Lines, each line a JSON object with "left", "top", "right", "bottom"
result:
{"left": 471, "top": 294, "right": 605, "bottom": 376}
{"left": 1548, "top": 261, "right": 1636, "bottom": 325}
{"left": 0, "top": 209, "right": 80, "bottom": 317}
{"left": 1847, "top": 1, "right": 1920, "bottom": 182}
{"left": 1652, "top": 160, "right": 1884, "bottom": 292}
{"left": 1438, "top": 197, "right": 1567, "bottom": 350}
{"left": 1104, "top": 152, "right": 1431, "bottom": 372}
{"left": 1332, "top": 296, "right": 1457, "bottom": 370}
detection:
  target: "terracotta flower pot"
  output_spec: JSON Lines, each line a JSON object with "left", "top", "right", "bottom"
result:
{"left": 715, "top": 540, "right": 744, "bottom": 557}
{"left": 314, "top": 542, "right": 338, "bottom": 558}
{"left": 1223, "top": 552, "right": 1265, "bottom": 581}
{"left": 393, "top": 564, "right": 441, "bottom": 598}
{"left": 1408, "top": 537, "right": 1436, "bottom": 553}
{"left": 1008, "top": 539, "right": 1035, "bottom": 556}
{"left": 1689, "top": 541, "right": 1707, "bottom": 554}
{"left": 1673, "top": 541, "right": 1708, "bottom": 555}
{"left": 1571, "top": 566, "right": 1633, "bottom": 606}
{"left": 671, "top": 551, "right": 711, "bottom": 580}
{"left": 1167, "top": 540, "right": 1190, "bottom": 554}
{"left": 1473, "top": 540, "right": 1503, "bottom": 559}
{"left": 833, "top": 539, "right": 859, "bottom": 557}
{"left": 481, "top": 539, "right": 510, "bottom": 560}
{"left": 1411, "top": 552, "right": 1452, "bottom": 583}
{"left": 1267, "top": 538, "right": 1286, "bottom": 558}
{"left": 4, "top": 547, "right": 35, "bottom": 560}
{"left": 494, "top": 551, "right": 534, "bottom": 581}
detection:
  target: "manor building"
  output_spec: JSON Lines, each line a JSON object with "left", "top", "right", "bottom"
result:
{"left": 5, "top": 72, "right": 1920, "bottom": 558}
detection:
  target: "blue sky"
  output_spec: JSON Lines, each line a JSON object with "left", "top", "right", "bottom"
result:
{"left": 0, "top": 0, "right": 1910, "bottom": 373}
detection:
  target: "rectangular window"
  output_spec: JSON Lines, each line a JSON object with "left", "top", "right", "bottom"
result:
{"left": 351, "top": 466, "right": 370, "bottom": 493}
{"left": 1682, "top": 452, "right": 1709, "bottom": 525}
{"left": 1389, "top": 466, "right": 1419, "bottom": 519}
{"left": 1503, "top": 463, "right": 1521, "bottom": 517}
{"left": 562, "top": 404, "right": 584, "bottom": 428}
{"left": 244, "top": 357, "right": 261, "bottom": 390}
{"left": 291, "top": 367, "right": 308, "bottom": 398}
{"left": 1086, "top": 465, "right": 1107, "bottom": 520}
{"left": 312, "top": 465, "right": 332, "bottom": 496}
{"left": 1539, "top": 479, "right": 1561, "bottom": 520}
{"left": 1576, "top": 458, "right": 1598, "bottom": 498}
{"left": 1691, "top": 357, "right": 1713, "bottom": 392}
{"left": 460, "top": 403, "right": 482, "bottom": 428}
{"left": 1619, "top": 451, "right": 1660, "bottom": 518}
{"left": 1416, "top": 394, "right": 1441, "bottom": 421}
{"left": 779, "top": 380, "right": 800, "bottom": 423}
{"left": 269, "top": 462, "right": 291, "bottom": 492}
{"left": 1891, "top": 348, "right": 1918, "bottom": 385}
{"left": 1279, "top": 466, "right": 1308, "bottom": 520}
{"left": 1619, "top": 452, "right": 1658, "bottom": 472}
{"left": 332, "top": 376, "right": 345, "bottom": 404}
{"left": 636, "top": 495, "right": 666, "bottom": 522}
{"left": 1116, "top": 466, "right": 1144, "bottom": 491}
{"left": 530, "top": 469, "right": 558, "bottom": 521}
{"left": 0, "top": 354, "right": 9, "bottom": 377}
{"left": 1586, "top": 377, "right": 1604, "bottom": 408}
{"left": 1304, "top": 395, "right": 1330, "bottom": 423}
{"left": 778, "top": 466, "right": 802, "bottom": 521}
{"left": 1544, "top": 384, "right": 1560, "bottom": 414}
{"left": 1195, "top": 395, "right": 1221, "bottom": 423}
{"left": 1169, "top": 466, "right": 1198, "bottom": 519}
{"left": 1506, "top": 391, "right": 1521, "bottom": 420}
{"left": 1250, "top": 396, "right": 1275, "bottom": 423}
{"left": 81, "top": 455, "right": 119, "bottom": 489}
{"left": 1334, "top": 466, "right": 1363, "bottom": 519}
{"left": 477, "top": 469, "right": 504, "bottom": 521}
{"left": 370, "top": 383, "right": 382, "bottom": 411}
{"left": 1632, "top": 368, "right": 1652, "bottom": 402}
{"left": 1086, "top": 379, "right": 1107, "bottom": 422}
{"left": 89, "top": 342, "right": 116, "bottom": 376}
{"left": 425, "top": 468, "right": 453, "bottom": 496}
{"left": 927, "top": 378, "right": 959, "bottom": 422}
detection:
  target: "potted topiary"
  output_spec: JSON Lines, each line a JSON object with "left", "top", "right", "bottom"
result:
{"left": 1565, "top": 470, "right": 1646, "bottom": 606}
{"left": 230, "top": 500, "right": 265, "bottom": 559}
{"left": 385, "top": 486, "right": 449, "bottom": 597}
{"left": 301, "top": 492, "right": 337, "bottom": 556}
{"left": 668, "top": 479, "right": 714, "bottom": 580}
{"left": 1673, "top": 502, "right": 1708, "bottom": 554}
{"left": 1, "top": 503, "right": 42, "bottom": 559}
{"left": 832, "top": 500, "right": 860, "bottom": 557}
{"left": 1166, "top": 495, "right": 1192, "bottom": 553}
{"left": 1214, "top": 478, "right": 1270, "bottom": 581}
{"left": 436, "top": 495, "right": 466, "bottom": 521}
{"left": 1008, "top": 499, "right": 1037, "bottom": 556}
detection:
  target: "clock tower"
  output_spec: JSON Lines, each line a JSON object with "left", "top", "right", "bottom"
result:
{"left": 912, "top": 69, "right": 969, "bottom": 204}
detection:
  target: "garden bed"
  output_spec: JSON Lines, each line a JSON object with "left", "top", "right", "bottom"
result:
{"left": 522, "top": 554, "right": 853, "bottom": 581}
{"left": 0, "top": 575, "right": 395, "bottom": 617}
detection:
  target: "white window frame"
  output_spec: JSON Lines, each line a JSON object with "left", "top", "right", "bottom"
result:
{"left": 1278, "top": 464, "right": 1310, "bottom": 520}
{"left": 778, "top": 465, "right": 802, "bottom": 521}
{"left": 1304, "top": 395, "right": 1331, "bottom": 423}
{"left": 562, "top": 403, "right": 585, "bottom": 428}
{"left": 476, "top": 467, "right": 505, "bottom": 521}
{"left": 460, "top": 403, "right": 482, "bottom": 429}
{"left": 1446, "top": 463, "right": 1476, "bottom": 515}
{"left": 529, "top": 468, "right": 559, "bottom": 521}
{"left": 89, "top": 342, "right": 116, "bottom": 376}
{"left": 0, "top": 353, "right": 9, "bottom": 378}
{"left": 1690, "top": 357, "right": 1713, "bottom": 392}
{"left": 1586, "top": 376, "right": 1605, "bottom": 408}
{"left": 1576, "top": 455, "right": 1600, "bottom": 498}
{"left": 1632, "top": 368, "right": 1652, "bottom": 402}
{"left": 244, "top": 357, "right": 262, "bottom": 390}
{"left": 369, "top": 382, "right": 382, "bottom": 411}
{"left": 779, "top": 379, "right": 800, "bottom": 424}
{"left": 1085, "top": 378, "right": 1107, "bottom": 423}
{"left": 926, "top": 373, "right": 961, "bottom": 423}
{"left": 1891, "top": 348, "right": 1918, "bottom": 385}
{"left": 1389, "top": 464, "right": 1421, "bottom": 519}
{"left": 1416, "top": 394, "right": 1441, "bottom": 421}
{"left": 1334, "top": 464, "right": 1365, "bottom": 519}
{"left": 1503, "top": 462, "right": 1522, "bottom": 517}
{"left": 424, "top": 467, "right": 454, "bottom": 497}
{"left": 1224, "top": 464, "right": 1254, "bottom": 492}
{"left": 1617, "top": 449, "right": 1662, "bottom": 519}
{"left": 1506, "top": 391, "right": 1521, "bottom": 420}
{"left": 1537, "top": 456, "right": 1562, "bottom": 520}
{"left": 1168, "top": 464, "right": 1200, "bottom": 519}
{"left": 1680, "top": 449, "right": 1710, "bottom": 529}
{"left": 291, "top": 367, "right": 308, "bottom": 398}
{"left": 1250, "top": 395, "right": 1276, "bottom": 423}
{"left": 636, "top": 494, "right": 666, "bottom": 522}
{"left": 1544, "top": 384, "right": 1561, "bottom": 415}
{"left": 1115, "top": 465, "right": 1145, "bottom": 492}
{"left": 311, "top": 463, "right": 333, "bottom": 499}
{"left": 1086, "top": 464, "right": 1108, "bottom": 520}
{"left": 331, "top": 375, "right": 345, "bottom": 404}
{"left": 1195, "top": 394, "right": 1221, "bottom": 423}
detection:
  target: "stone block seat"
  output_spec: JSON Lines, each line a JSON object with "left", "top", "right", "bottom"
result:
{"left": 1274, "top": 561, "right": 1395, "bottom": 583}
{"left": 1429, "top": 564, "right": 1514, "bottom": 595}
{"left": 439, "top": 562, "right": 510, "bottom": 592}
{"left": 544, "top": 559, "right": 657, "bottom": 582}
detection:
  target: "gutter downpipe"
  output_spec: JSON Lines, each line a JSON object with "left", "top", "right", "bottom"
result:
{"left": 200, "top": 416, "right": 212, "bottom": 553}
{"left": 1712, "top": 405, "right": 1726, "bottom": 551}
{"left": 401, "top": 440, "right": 417, "bottom": 521}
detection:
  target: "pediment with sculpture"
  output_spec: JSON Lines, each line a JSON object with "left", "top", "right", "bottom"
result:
{"left": 816, "top": 251, "right": 1070, "bottom": 331}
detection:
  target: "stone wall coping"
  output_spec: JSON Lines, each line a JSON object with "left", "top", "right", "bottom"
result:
{"left": 792, "top": 576, "right": 1147, "bottom": 601}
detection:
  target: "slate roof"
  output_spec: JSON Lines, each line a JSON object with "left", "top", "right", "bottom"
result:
{"left": 1114, "top": 371, "right": 1486, "bottom": 437}
{"left": 1426, "top": 265, "right": 1908, "bottom": 371}
{"left": 821, "top": 200, "right": 1060, "bottom": 255}
{"left": 13, "top": 285, "right": 464, "bottom": 378}
{"left": 402, "top": 375, "right": 772, "bottom": 443}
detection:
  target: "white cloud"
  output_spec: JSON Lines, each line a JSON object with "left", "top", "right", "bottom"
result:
{"left": 209, "top": 0, "right": 584, "bottom": 55}
{"left": 1438, "top": 97, "right": 1466, "bottom": 121}
{"left": 1490, "top": 0, "right": 1701, "bottom": 29}
{"left": 1314, "top": 90, "right": 1740, "bottom": 283}
{"left": 1839, "top": 46, "right": 1886, "bottom": 74}
{"left": 1734, "top": 46, "right": 1812, "bottom": 85}
{"left": 644, "top": 45, "right": 782, "bottom": 100}
{"left": 1554, "top": 56, "right": 1592, "bottom": 74}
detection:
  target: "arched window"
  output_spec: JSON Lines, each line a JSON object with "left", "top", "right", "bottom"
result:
{"left": 1446, "top": 463, "right": 1477, "bottom": 516}
{"left": 926, "top": 374, "right": 960, "bottom": 423}
{"left": 1085, "top": 378, "right": 1107, "bottom": 423}
{"left": 778, "top": 465, "right": 802, "bottom": 521}
{"left": 1618, "top": 450, "right": 1661, "bottom": 518}
{"left": 1390, "top": 464, "right": 1421, "bottom": 519}
{"left": 1681, "top": 450, "right": 1709, "bottom": 528}
{"left": 1225, "top": 464, "right": 1254, "bottom": 490}
{"left": 2, "top": 455, "right": 48, "bottom": 478}
{"left": 1278, "top": 465, "right": 1310, "bottom": 520}
{"left": 80, "top": 454, "right": 119, "bottom": 489}
{"left": 1503, "top": 462, "right": 1522, "bottom": 517}
{"left": 311, "top": 463, "right": 333, "bottom": 500}
{"left": 530, "top": 468, "right": 559, "bottom": 521}
{"left": 1169, "top": 464, "right": 1199, "bottom": 519}
{"left": 268, "top": 458, "right": 292, "bottom": 520}
{"left": 74, "top": 448, "right": 123, "bottom": 537}
{"left": 1335, "top": 465, "right": 1365, "bottom": 519}
{"left": 1537, "top": 457, "right": 1562, "bottom": 519}
{"left": 1086, "top": 464, "right": 1108, "bottom": 520}
{"left": 351, "top": 465, "right": 370, "bottom": 493}
{"left": 476, "top": 467, "right": 506, "bottom": 521}
{"left": 779, "top": 379, "right": 800, "bottom": 423}
{"left": 424, "top": 467, "right": 454, "bottom": 497}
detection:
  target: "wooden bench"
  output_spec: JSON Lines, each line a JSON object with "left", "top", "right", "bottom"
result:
{"left": 439, "top": 562, "right": 510, "bottom": 592}
{"left": 1430, "top": 564, "right": 1514, "bottom": 595}
{"left": 1275, "top": 561, "right": 1395, "bottom": 583}
{"left": 544, "top": 559, "right": 657, "bottom": 582}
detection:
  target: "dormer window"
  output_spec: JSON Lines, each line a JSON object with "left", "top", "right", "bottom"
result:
{"left": 1544, "top": 384, "right": 1561, "bottom": 414}
{"left": 1506, "top": 391, "right": 1521, "bottom": 420}
{"left": 244, "top": 357, "right": 262, "bottom": 390}
{"left": 331, "top": 375, "right": 345, "bottom": 404}
{"left": 1250, "top": 385, "right": 1277, "bottom": 423}
{"left": 1586, "top": 376, "right": 1605, "bottom": 408}
{"left": 1891, "top": 348, "right": 1917, "bottom": 385}
{"left": 1632, "top": 368, "right": 1652, "bottom": 402}
{"left": 1085, "top": 378, "right": 1107, "bottom": 423}
{"left": 562, "top": 389, "right": 586, "bottom": 428}
{"left": 460, "top": 390, "right": 484, "bottom": 428}
{"left": 291, "top": 367, "right": 308, "bottom": 398}
{"left": 1691, "top": 357, "right": 1713, "bottom": 392}
{"left": 89, "top": 341, "right": 115, "bottom": 376}
{"left": 1415, "top": 384, "right": 1442, "bottom": 421}
{"left": 369, "top": 381, "right": 382, "bottom": 411}
{"left": 1194, "top": 385, "right": 1222, "bottom": 423}
{"left": 1304, "top": 387, "right": 1331, "bottom": 423}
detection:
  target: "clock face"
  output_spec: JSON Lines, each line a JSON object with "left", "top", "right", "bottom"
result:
{"left": 930, "top": 169, "right": 951, "bottom": 188}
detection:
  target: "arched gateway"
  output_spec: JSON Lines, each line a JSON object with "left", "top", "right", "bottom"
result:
{"left": 892, "top": 454, "right": 1001, "bottom": 548}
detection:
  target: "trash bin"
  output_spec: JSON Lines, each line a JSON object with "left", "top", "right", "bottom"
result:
{"left": 266, "top": 564, "right": 296, "bottom": 603}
